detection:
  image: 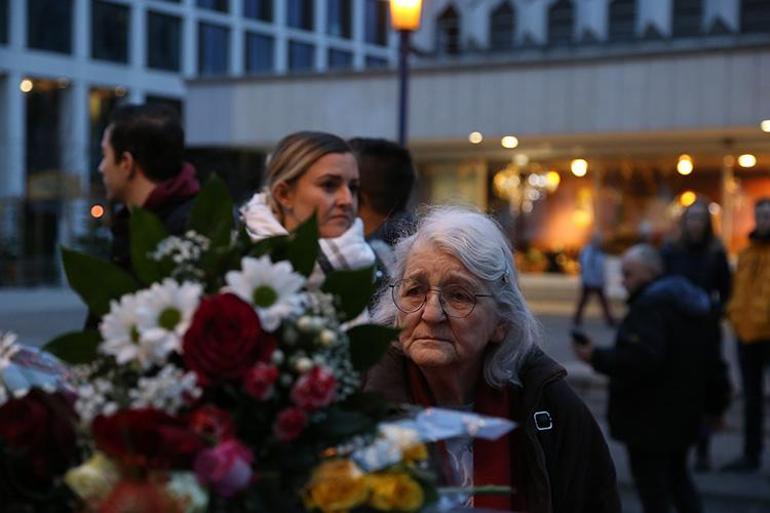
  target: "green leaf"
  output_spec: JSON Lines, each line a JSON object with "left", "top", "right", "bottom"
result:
{"left": 285, "top": 215, "right": 319, "bottom": 277}
{"left": 346, "top": 324, "right": 400, "bottom": 372}
{"left": 317, "top": 408, "right": 375, "bottom": 439}
{"left": 189, "top": 174, "right": 234, "bottom": 247}
{"left": 129, "top": 207, "right": 168, "bottom": 284}
{"left": 43, "top": 330, "right": 101, "bottom": 365}
{"left": 322, "top": 266, "right": 375, "bottom": 320}
{"left": 61, "top": 247, "right": 139, "bottom": 317}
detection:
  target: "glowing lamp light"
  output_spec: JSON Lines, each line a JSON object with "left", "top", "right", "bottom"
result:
{"left": 708, "top": 202, "right": 721, "bottom": 216}
{"left": 761, "top": 120, "right": 770, "bottom": 133}
{"left": 679, "top": 191, "right": 697, "bottom": 207}
{"left": 389, "top": 0, "right": 423, "bottom": 31}
{"left": 570, "top": 159, "right": 588, "bottom": 177}
{"left": 90, "top": 204, "right": 105, "bottom": 219}
{"left": 501, "top": 135, "right": 519, "bottom": 149}
{"left": 545, "top": 171, "right": 561, "bottom": 190}
{"left": 19, "top": 79, "right": 33, "bottom": 93}
{"left": 738, "top": 154, "right": 757, "bottom": 168}
{"left": 468, "top": 131, "right": 483, "bottom": 144}
{"left": 677, "top": 154, "right": 693, "bottom": 175}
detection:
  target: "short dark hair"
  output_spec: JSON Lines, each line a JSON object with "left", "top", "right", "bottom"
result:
{"left": 348, "top": 138, "right": 415, "bottom": 216}
{"left": 108, "top": 103, "right": 184, "bottom": 182}
{"left": 756, "top": 197, "right": 770, "bottom": 210}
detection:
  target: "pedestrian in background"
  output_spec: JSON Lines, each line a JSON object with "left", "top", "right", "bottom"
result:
{"left": 661, "top": 200, "right": 732, "bottom": 472}
{"left": 573, "top": 233, "right": 616, "bottom": 327}
{"left": 574, "top": 244, "right": 730, "bottom": 513}
{"left": 722, "top": 197, "right": 770, "bottom": 473}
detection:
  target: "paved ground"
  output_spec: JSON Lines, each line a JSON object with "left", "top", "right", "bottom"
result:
{"left": 1, "top": 276, "right": 769, "bottom": 512}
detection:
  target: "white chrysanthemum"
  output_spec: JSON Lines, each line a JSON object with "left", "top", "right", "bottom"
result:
{"left": 0, "top": 332, "right": 20, "bottom": 371}
{"left": 225, "top": 256, "right": 305, "bottom": 331}
{"left": 135, "top": 279, "right": 202, "bottom": 362}
{"left": 99, "top": 293, "right": 143, "bottom": 365}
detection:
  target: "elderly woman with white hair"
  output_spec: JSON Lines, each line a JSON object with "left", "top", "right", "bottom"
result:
{"left": 364, "top": 206, "right": 620, "bottom": 513}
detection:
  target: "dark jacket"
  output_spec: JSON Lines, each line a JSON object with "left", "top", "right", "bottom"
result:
{"left": 591, "top": 275, "right": 730, "bottom": 450}
{"left": 660, "top": 239, "right": 731, "bottom": 312}
{"left": 364, "top": 347, "right": 621, "bottom": 513}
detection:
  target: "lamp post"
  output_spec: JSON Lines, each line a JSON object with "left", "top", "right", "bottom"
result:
{"left": 390, "top": 0, "right": 423, "bottom": 147}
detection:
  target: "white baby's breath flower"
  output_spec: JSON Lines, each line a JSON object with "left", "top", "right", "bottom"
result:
{"left": 135, "top": 279, "right": 202, "bottom": 363}
{"left": 0, "top": 332, "right": 20, "bottom": 371}
{"left": 128, "top": 365, "right": 201, "bottom": 414}
{"left": 225, "top": 256, "right": 305, "bottom": 332}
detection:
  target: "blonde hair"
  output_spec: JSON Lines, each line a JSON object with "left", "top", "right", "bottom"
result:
{"left": 265, "top": 131, "right": 352, "bottom": 215}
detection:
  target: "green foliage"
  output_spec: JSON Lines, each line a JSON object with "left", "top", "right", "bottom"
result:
{"left": 346, "top": 324, "right": 399, "bottom": 373}
{"left": 44, "top": 330, "right": 101, "bottom": 364}
{"left": 61, "top": 247, "right": 139, "bottom": 317}
{"left": 189, "top": 174, "right": 234, "bottom": 248}
{"left": 285, "top": 216, "right": 319, "bottom": 277}
{"left": 129, "top": 207, "right": 168, "bottom": 284}
{"left": 322, "top": 266, "right": 376, "bottom": 321}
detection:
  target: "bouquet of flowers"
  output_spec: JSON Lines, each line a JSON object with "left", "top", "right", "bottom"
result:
{"left": 1, "top": 177, "right": 437, "bottom": 513}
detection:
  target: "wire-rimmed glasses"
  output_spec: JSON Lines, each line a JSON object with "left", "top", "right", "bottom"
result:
{"left": 390, "top": 279, "right": 492, "bottom": 318}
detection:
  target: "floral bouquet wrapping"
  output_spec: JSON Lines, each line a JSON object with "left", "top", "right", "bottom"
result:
{"left": 0, "top": 178, "right": 437, "bottom": 513}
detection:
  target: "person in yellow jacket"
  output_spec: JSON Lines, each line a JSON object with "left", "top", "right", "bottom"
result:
{"left": 723, "top": 197, "right": 770, "bottom": 472}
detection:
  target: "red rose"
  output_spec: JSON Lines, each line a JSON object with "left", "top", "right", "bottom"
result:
{"left": 290, "top": 366, "right": 337, "bottom": 411}
{"left": 188, "top": 405, "right": 235, "bottom": 441}
{"left": 0, "top": 389, "right": 78, "bottom": 484}
{"left": 92, "top": 408, "right": 205, "bottom": 469}
{"left": 183, "top": 293, "right": 275, "bottom": 385}
{"left": 194, "top": 439, "right": 254, "bottom": 497}
{"left": 243, "top": 362, "right": 279, "bottom": 400}
{"left": 273, "top": 407, "right": 308, "bottom": 442}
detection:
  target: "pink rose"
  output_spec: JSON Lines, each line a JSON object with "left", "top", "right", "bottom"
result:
{"left": 273, "top": 407, "right": 308, "bottom": 442}
{"left": 243, "top": 363, "right": 279, "bottom": 400}
{"left": 290, "top": 366, "right": 337, "bottom": 411}
{"left": 194, "top": 439, "right": 254, "bottom": 497}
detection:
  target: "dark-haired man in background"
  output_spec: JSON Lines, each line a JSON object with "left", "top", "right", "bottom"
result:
{"left": 98, "top": 103, "right": 199, "bottom": 271}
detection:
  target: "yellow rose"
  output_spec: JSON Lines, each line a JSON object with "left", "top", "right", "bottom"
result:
{"left": 64, "top": 452, "right": 120, "bottom": 501}
{"left": 367, "top": 473, "right": 424, "bottom": 512}
{"left": 305, "top": 459, "right": 369, "bottom": 513}
{"left": 402, "top": 443, "right": 428, "bottom": 463}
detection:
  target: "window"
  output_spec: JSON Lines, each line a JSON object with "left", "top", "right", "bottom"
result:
{"left": 244, "top": 0, "right": 272, "bottom": 22}
{"left": 0, "top": 0, "right": 8, "bottom": 45}
{"left": 608, "top": 0, "right": 636, "bottom": 42}
{"left": 672, "top": 0, "right": 702, "bottom": 38}
{"left": 27, "top": 0, "right": 72, "bottom": 54}
{"left": 199, "top": 22, "right": 229, "bottom": 76}
{"left": 365, "top": 55, "right": 388, "bottom": 68}
{"left": 436, "top": 5, "right": 460, "bottom": 55}
{"left": 328, "top": 48, "right": 352, "bottom": 70}
{"left": 197, "top": 0, "right": 228, "bottom": 13}
{"left": 327, "top": 0, "right": 352, "bottom": 39}
{"left": 92, "top": 1, "right": 129, "bottom": 63}
{"left": 287, "top": 0, "right": 313, "bottom": 31}
{"left": 288, "top": 40, "right": 314, "bottom": 72}
{"left": 365, "top": 0, "right": 388, "bottom": 46}
{"left": 147, "top": 11, "right": 181, "bottom": 71}
{"left": 489, "top": 2, "right": 515, "bottom": 52}
{"left": 245, "top": 32, "right": 274, "bottom": 74}
{"left": 548, "top": 0, "right": 574, "bottom": 46}
{"left": 741, "top": 0, "right": 770, "bottom": 33}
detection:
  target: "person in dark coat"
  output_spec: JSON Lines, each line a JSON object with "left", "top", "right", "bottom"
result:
{"left": 98, "top": 103, "right": 200, "bottom": 272}
{"left": 661, "top": 200, "right": 732, "bottom": 471}
{"left": 574, "top": 244, "right": 730, "bottom": 513}
{"left": 365, "top": 206, "right": 620, "bottom": 513}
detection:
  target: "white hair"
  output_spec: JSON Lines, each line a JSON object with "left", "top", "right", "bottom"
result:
{"left": 623, "top": 243, "right": 663, "bottom": 277}
{"left": 372, "top": 205, "right": 541, "bottom": 388}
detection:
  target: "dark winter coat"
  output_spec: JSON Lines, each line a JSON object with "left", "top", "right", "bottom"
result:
{"left": 364, "top": 346, "right": 621, "bottom": 513}
{"left": 591, "top": 275, "right": 731, "bottom": 450}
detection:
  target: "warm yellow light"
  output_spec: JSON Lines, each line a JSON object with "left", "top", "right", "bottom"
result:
{"left": 468, "top": 131, "right": 483, "bottom": 144}
{"left": 738, "top": 154, "right": 757, "bottom": 168}
{"left": 90, "top": 204, "right": 105, "bottom": 219}
{"left": 114, "top": 86, "right": 127, "bottom": 97}
{"left": 501, "top": 135, "right": 519, "bottom": 149}
{"left": 546, "top": 170, "right": 561, "bottom": 190}
{"left": 708, "top": 202, "right": 721, "bottom": 215}
{"left": 570, "top": 159, "right": 588, "bottom": 177}
{"left": 679, "top": 191, "right": 697, "bottom": 207}
{"left": 19, "top": 79, "right": 33, "bottom": 93}
{"left": 677, "top": 154, "right": 693, "bottom": 175}
{"left": 761, "top": 120, "right": 770, "bottom": 133}
{"left": 572, "top": 210, "right": 592, "bottom": 227}
{"left": 389, "top": 0, "right": 423, "bottom": 31}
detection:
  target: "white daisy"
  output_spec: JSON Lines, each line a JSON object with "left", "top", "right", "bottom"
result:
{"left": 135, "top": 279, "right": 202, "bottom": 363}
{"left": 225, "top": 256, "right": 305, "bottom": 332}
{"left": 99, "top": 293, "right": 143, "bottom": 365}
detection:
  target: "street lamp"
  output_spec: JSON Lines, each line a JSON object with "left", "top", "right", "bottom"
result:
{"left": 390, "top": 0, "right": 423, "bottom": 146}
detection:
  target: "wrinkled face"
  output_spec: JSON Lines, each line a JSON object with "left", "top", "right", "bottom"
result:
{"left": 396, "top": 244, "right": 504, "bottom": 375}
{"left": 755, "top": 204, "right": 770, "bottom": 236}
{"left": 98, "top": 126, "right": 131, "bottom": 203}
{"left": 621, "top": 256, "right": 655, "bottom": 295}
{"left": 683, "top": 205, "right": 709, "bottom": 241}
{"left": 276, "top": 152, "right": 359, "bottom": 239}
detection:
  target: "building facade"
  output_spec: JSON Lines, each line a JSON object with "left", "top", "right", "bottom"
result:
{"left": 186, "top": 0, "right": 770, "bottom": 272}
{"left": 0, "top": 0, "right": 396, "bottom": 286}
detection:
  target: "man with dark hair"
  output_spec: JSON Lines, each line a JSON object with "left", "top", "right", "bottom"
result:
{"left": 722, "top": 197, "right": 770, "bottom": 473}
{"left": 99, "top": 103, "right": 199, "bottom": 271}
{"left": 348, "top": 137, "right": 416, "bottom": 246}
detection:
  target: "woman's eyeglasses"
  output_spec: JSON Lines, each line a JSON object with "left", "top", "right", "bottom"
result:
{"left": 390, "top": 279, "right": 492, "bottom": 319}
